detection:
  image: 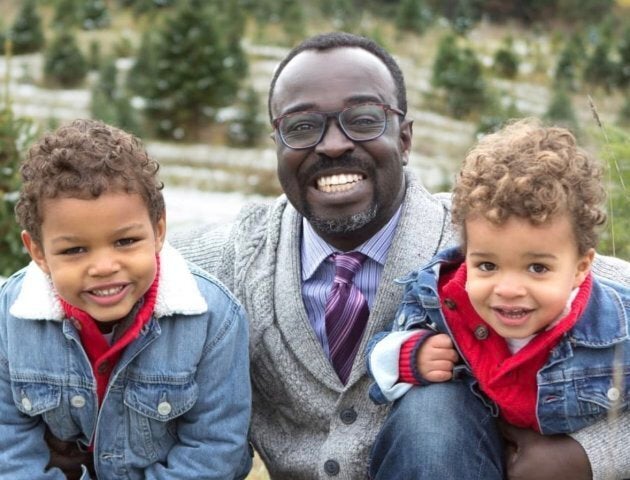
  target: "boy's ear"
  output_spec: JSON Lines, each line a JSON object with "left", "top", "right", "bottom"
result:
{"left": 154, "top": 214, "right": 167, "bottom": 253}
{"left": 573, "top": 248, "right": 595, "bottom": 288}
{"left": 21, "top": 230, "right": 50, "bottom": 274}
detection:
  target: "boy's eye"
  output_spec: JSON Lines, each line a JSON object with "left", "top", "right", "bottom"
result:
{"left": 116, "top": 237, "right": 138, "bottom": 247}
{"left": 477, "top": 262, "right": 496, "bottom": 272}
{"left": 528, "top": 263, "right": 549, "bottom": 274}
{"left": 61, "top": 246, "right": 85, "bottom": 255}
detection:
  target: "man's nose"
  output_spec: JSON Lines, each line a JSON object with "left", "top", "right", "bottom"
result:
{"left": 314, "top": 119, "right": 355, "bottom": 158}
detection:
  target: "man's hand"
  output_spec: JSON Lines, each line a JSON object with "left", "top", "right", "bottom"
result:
{"left": 500, "top": 421, "right": 592, "bottom": 480}
{"left": 45, "top": 428, "right": 95, "bottom": 480}
{"left": 417, "top": 333, "right": 459, "bottom": 382}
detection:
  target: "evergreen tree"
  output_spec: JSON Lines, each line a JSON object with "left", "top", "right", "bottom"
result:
{"left": 583, "top": 37, "right": 616, "bottom": 92}
{"left": 432, "top": 35, "right": 486, "bottom": 117}
{"left": 280, "top": 1, "right": 306, "bottom": 46}
{"left": 43, "top": 30, "right": 88, "bottom": 88}
{"left": 396, "top": 0, "right": 432, "bottom": 35}
{"left": 81, "top": 0, "right": 111, "bottom": 30}
{"left": 0, "top": 107, "right": 34, "bottom": 276}
{"left": 618, "top": 95, "right": 630, "bottom": 126}
{"left": 228, "top": 87, "right": 265, "bottom": 147}
{"left": 544, "top": 86, "right": 578, "bottom": 131}
{"left": 492, "top": 37, "right": 519, "bottom": 78}
{"left": 129, "top": 0, "right": 245, "bottom": 139}
{"left": 615, "top": 24, "right": 630, "bottom": 90}
{"left": 9, "top": 0, "right": 45, "bottom": 55}
{"left": 450, "top": 0, "right": 482, "bottom": 36}
{"left": 52, "top": 0, "right": 81, "bottom": 30}
{"left": 553, "top": 33, "right": 583, "bottom": 91}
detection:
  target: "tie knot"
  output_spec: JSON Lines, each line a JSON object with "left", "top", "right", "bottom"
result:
{"left": 331, "top": 252, "right": 367, "bottom": 284}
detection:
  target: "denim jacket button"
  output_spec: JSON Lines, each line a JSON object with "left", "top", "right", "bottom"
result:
{"left": 324, "top": 459, "right": 340, "bottom": 476}
{"left": 444, "top": 298, "right": 456, "bottom": 310}
{"left": 397, "top": 313, "right": 406, "bottom": 326}
{"left": 157, "top": 401, "right": 172, "bottom": 416}
{"left": 71, "top": 395, "right": 86, "bottom": 408}
{"left": 607, "top": 387, "right": 620, "bottom": 402}
{"left": 474, "top": 325, "right": 489, "bottom": 340}
{"left": 21, "top": 397, "right": 32, "bottom": 412}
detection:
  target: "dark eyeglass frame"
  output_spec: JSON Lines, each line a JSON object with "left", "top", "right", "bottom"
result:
{"left": 272, "top": 102, "right": 405, "bottom": 150}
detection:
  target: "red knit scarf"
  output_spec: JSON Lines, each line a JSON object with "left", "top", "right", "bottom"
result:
{"left": 60, "top": 257, "right": 160, "bottom": 405}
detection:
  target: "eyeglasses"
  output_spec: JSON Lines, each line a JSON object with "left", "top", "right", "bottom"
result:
{"left": 272, "top": 103, "right": 405, "bottom": 150}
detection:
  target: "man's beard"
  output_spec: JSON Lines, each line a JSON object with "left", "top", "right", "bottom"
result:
{"left": 305, "top": 203, "right": 378, "bottom": 234}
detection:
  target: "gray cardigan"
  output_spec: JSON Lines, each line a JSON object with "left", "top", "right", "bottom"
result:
{"left": 172, "top": 172, "right": 630, "bottom": 480}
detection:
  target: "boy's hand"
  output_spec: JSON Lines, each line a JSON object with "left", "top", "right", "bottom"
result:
{"left": 500, "top": 421, "right": 592, "bottom": 480}
{"left": 45, "top": 428, "right": 95, "bottom": 480}
{"left": 417, "top": 333, "right": 459, "bottom": 382}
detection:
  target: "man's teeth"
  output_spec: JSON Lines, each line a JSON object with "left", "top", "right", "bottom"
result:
{"left": 317, "top": 173, "right": 363, "bottom": 193}
{"left": 91, "top": 286, "right": 124, "bottom": 297}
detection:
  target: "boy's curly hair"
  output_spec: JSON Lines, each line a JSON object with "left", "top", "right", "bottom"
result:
{"left": 16, "top": 119, "right": 164, "bottom": 244}
{"left": 452, "top": 118, "right": 607, "bottom": 254}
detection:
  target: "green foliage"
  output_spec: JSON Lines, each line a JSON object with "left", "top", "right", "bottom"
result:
{"left": 9, "top": 0, "right": 45, "bottom": 55}
{"left": 450, "top": 0, "right": 483, "bottom": 35}
{"left": 91, "top": 57, "right": 142, "bottom": 136}
{"left": 279, "top": 0, "right": 306, "bottom": 46}
{"left": 43, "top": 30, "right": 88, "bottom": 88}
{"left": 553, "top": 33, "right": 584, "bottom": 91}
{"left": 52, "top": 0, "right": 81, "bottom": 29}
{"left": 596, "top": 126, "right": 630, "bottom": 260}
{"left": 0, "top": 108, "right": 35, "bottom": 277}
{"left": 431, "top": 35, "right": 487, "bottom": 117}
{"left": 544, "top": 86, "right": 579, "bottom": 132}
{"left": 128, "top": 0, "right": 247, "bottom": 140}
{"left": 615, "top": 24, "right": 630, "bottom": 90}
{"left": 81, "top": 0, "right": 111, "bottom": 30}
{"left": 492, "top": 37, "right": 519, "bottom": 79}
{"left": 583, "top": 36, "right": 616, "bottom": 93}
{"left": 618, "top": 95, "right": 630, "bottom": 127}
{"left": 227, "top": 87, "right": 265, "bottom": 147}
{"left": 396, "top": 0, "right": 432, "bottom": 35}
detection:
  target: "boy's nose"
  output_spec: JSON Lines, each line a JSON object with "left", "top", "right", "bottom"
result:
{"left": 493, "top": 274, "right": 526, "bottom": 298}
{"left": 87, "top": 254, "right": 120, "bottom": 277}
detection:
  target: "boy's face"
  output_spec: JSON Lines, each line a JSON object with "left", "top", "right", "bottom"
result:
{"left": 22, "top": 191, "right": 165, "bottom": 324}
{"left": 464, "top": 214, "right": 594, "bottom": 340}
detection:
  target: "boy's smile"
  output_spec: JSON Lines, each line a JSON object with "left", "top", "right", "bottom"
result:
{"left": 23, "top": 191, "right": 165, "bottom": 324}
{"left": 464, "top": 215, "right": 593, "bottom": 339}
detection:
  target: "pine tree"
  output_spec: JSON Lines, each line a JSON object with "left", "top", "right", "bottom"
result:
{"left": 81, "top": 0, "right": 111, "bottom": 30}
{"left": 129, "top": 0, "right": 245, "bottom": 139}
{"left": 228, "top": 87, "right": 265, "bottom": 147}
{"left": 396, "top": 0, "right": 432, "bottom": 35}
{"left": 9, "top": 0, "right": 45, "bottom": 54}
{"left": 492, "top": 37, "right": 519, "bottom": 78}
{"left": 553, "top": 33, "right": 583, "bottom": 91}
{"left": 615, "top": 24, "right": 630, "bottom": 90}
{"left": 583, "top": 37, "right": 616, "bottom": 93}
{"left": 53, "top": 0, "right": 81, "bottom": 30}
{"left": 0, "top": 106, "right": 34, "bottom": 276}
{"left": 544, "top": 86, "right": 578, "bottom": 132}
{"left": 43, "top": 30, "right": 88, "bottom": 88}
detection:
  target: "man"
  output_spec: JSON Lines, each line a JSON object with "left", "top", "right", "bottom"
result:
{"left": 173, "top": 32, "right": 630, "bottom": 479}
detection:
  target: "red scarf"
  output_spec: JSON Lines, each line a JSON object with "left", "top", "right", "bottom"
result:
{"left": 60, "top": 258, "right": 160, "bottom": 405}
{"left": 439, "top": 263, "right": 592, "bottom": 431}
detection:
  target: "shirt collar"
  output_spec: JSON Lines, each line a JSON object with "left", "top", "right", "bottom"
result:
{"left": 301, "top": 206, "right": 402, "bottom": 280}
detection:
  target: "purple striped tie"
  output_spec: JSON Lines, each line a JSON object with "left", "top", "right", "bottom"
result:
{"left": 325, "top": 252, "right": 369, "bottom": 384}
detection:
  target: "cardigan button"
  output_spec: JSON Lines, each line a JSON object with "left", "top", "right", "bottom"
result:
{"left": 340, "top": 407, "right": 357, "bottom": 425}
{"left": 443, "top": 298, "right": 456, "bottom": 310}
{"left": 474, "top": 325, "right": 489, "bottom": 340}
{"left": 324, "top": 459, "right": 340, "bottom": 476}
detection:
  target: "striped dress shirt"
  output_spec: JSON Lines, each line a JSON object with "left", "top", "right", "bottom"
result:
{"left": 301, "top": 207, "right": 402, "bottom": 356}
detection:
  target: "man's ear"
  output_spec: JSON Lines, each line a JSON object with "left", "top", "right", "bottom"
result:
{"left": 21, "top": 230, "right": 50, "bottom": 274}
{"left": 573, "top": 248, "right": 595, "bottom": 288}
{"left": 399, "top": 118, "right": 413, "bottom": 166}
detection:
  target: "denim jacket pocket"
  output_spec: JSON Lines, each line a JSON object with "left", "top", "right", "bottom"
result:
{"left": 575, "top": 374, "right": 629, "bottom": 416}
{"left": 124, "top": 378, "right": 198, "bottom": 461}
{"left": 12, "top": 381, "right": 61, "bottom": 416}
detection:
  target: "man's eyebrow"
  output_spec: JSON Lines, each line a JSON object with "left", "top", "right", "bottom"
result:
{"left": 277, "top": 95, "right": 386, "bottom": 117}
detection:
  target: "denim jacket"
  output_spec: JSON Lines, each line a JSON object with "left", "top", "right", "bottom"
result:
{"left": 369, "top": 247, "right": 630, "bottom": 435}
{"left": 0, "top": 243, "right": 251, "bottom": 479}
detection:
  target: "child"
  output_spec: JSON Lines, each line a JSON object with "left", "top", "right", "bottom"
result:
{"left": 368, "top": 118, "right": 629, "bottom": 435}
{"left": 0, "top": 119, "right": 251, "bottom": 479}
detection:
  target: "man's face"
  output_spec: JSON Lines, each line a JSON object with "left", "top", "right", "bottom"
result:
{"left": 270, "top": 47, "right": 412, "bottom": 250}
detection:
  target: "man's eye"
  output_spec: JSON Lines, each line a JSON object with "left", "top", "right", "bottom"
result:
{"left": 528, "top": 263, "right": 549, "bottom": 274}
{"left": 478, "top": 262, "right": 496, "bottom": 272}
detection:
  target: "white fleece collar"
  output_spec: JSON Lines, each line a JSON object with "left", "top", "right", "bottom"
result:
{"left": 9, "top": 241, "right": 207, "bottom": 321}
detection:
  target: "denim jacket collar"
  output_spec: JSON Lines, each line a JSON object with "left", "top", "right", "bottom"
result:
{"left": 9, "top": 241, "right": 207, "bottom": 321}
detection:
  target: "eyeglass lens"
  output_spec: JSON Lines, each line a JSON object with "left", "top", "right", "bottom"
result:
{"left": 280, "top": 104, "right": 388, "bottom": 149}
